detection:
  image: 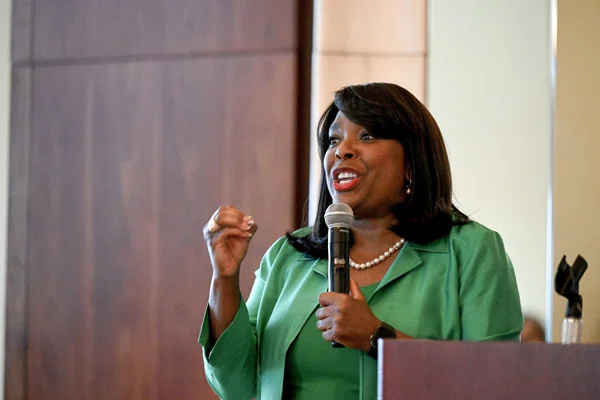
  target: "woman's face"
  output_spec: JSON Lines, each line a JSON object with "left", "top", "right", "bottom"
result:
{"left": 324, "top": 111, "right": 407, "bottom": 219}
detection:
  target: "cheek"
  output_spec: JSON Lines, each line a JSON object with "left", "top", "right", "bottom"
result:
{"left": 381, "top": 161, "right": 405, "bottom": 192}
{"left": 323, "top": 150, "right": 335, "bottom": 173}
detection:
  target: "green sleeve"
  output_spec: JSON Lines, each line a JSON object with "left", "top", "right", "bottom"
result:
{"left": 198, "top": 236, "right": 287, "bottom": 399}
{"left": 199, "top": 295, "right": 260, "bottom": 399}
{"left": 459, "top": 229, "right": 523, "bottom": 341}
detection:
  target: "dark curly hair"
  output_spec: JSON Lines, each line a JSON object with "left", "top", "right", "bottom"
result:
{"left": 287, "top": 82, "right": 468, "bottom": 259}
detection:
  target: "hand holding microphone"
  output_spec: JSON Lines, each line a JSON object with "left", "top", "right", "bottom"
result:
{"left": 317, "top": 203, "right": 382, "bottom": 351}
{"left": 323, "top": 203, "right": 353, "bottom": 347}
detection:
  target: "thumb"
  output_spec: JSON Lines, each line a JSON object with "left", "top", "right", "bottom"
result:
{"left": 349, "top": 277, "right": 365, "bottom": 301}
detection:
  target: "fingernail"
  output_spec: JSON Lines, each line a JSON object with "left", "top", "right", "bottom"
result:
{"left": 243, "top": 216, "right": 254, "bottom": 230}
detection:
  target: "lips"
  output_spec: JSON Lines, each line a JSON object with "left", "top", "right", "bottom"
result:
{"left": 331, "top": 167, "right": 361, "bottom": 191}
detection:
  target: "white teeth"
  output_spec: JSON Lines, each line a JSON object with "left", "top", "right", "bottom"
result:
{"left": 337, "top": 172, "right": 357, "bottom": 180}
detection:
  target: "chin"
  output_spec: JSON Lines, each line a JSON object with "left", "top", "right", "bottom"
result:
{"left": 332, "top": 195, "right": 358, "bottom": 211}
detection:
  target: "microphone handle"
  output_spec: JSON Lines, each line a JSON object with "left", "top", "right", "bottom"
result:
{"left": 328, "top": 227, "right": 350, "bottom": 347}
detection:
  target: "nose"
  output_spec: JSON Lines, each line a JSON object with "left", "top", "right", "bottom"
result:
{"left": 335, "top": 138, "right": 357, "bottom": 160}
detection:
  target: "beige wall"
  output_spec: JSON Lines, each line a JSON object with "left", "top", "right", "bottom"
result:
{"left": 308, "top": 0, "right": 427, "bottom": 223}
{"left": 552, "top": 0, "right": 600, "bottom": 343}
{"left": 1, "top": 0, "right": 11, "bottom": 395}
{"left": 428, "top": 0, "right": 554, "bottom": 333}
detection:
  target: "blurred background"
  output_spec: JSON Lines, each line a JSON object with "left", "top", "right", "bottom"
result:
{"left": 0, "top": 0, "right": 598, "bottom": 398}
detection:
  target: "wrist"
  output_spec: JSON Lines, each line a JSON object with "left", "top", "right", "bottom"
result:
{"left": 210, "top": 274, "right": 241, "bottom": 294}
{"left": 366, "top": 321, "right": 397, "bottom": 359}
{"left": 363, "top": 319, "right": 383, "bottom": 352}
{"left": 212, "top": 270, "right": 240, "bottom": 282}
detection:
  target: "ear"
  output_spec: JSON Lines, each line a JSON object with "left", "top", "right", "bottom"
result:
{"left": 404, "top": 162, "right": 412, "bottom": 182}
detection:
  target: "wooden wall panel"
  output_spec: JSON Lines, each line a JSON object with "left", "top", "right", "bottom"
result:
{"left": 26, "top": 54, "right": 297, "bottom": 399}
{"left": 8, "top": 0, "right": 311, "bottom": 398}
{"left": 156, "top": 55, "right": 296, "bottom": 398}
{"left": 33, "top": 0, "right": 297, "bottom": 60}
{"left": 10, "top": 0, "right": 33, "bottom": 63}
{"left": 5, "top": 67, "right": 32, "bottom": 400}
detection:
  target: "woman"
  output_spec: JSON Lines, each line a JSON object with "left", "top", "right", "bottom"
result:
{"left": 199, "top": 83, "right": 523, "bottom": 399}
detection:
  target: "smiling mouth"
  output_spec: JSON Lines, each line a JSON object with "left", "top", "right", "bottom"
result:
{"left": 336, "top": 171, "right": 358, "bottom": 183}
{"left": 333, "top": 171, "right": 360, "bottom": 191}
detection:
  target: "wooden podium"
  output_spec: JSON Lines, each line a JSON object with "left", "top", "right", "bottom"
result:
{"left": 378, "top": 341, "right": 600, "bottom": 399}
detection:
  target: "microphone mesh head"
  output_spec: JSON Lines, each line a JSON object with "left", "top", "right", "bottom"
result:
{"left": 324, "top": 203, "right": 354, "bottom": 228}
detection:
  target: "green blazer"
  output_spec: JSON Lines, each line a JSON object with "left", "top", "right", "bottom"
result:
{"left": 199, "top": 221, "right": 523, "bottom": 400}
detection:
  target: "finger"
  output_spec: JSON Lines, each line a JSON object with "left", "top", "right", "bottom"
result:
{"left": 316, "top": 317, "right": 332, "bottom": 332}
{"left": 219, "top": 226, "right": 254, "bottom": 241}
{"left": 212, "top": 206, "right": 248, "bottom": 229}
{"left": 247, "top": 218, "right": 258, "bottom": 237}
{"left": 349, "top": 277, "right": 365, "bottom": 301}
{"left": 315, "top": 305, "right": 332, "bottom": 320}
{"left": 216, "top": 218, "right": 258, "bottom": 241}
{"left": 322, "top": 329, "right": 336, "bottom": 343}
{"left": 204, "top": 206, "right": 254, "bottom": 236}
{"left": 318, "top": 292, "right": 339, "bottom": 307}
{"left": 204, "top": 207, "right": 237, "bottom": 235}
{"left": 205, "top": 226, "right": 252, "bottom": 242}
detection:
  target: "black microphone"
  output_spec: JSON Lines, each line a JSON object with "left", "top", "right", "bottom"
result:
{"left": 324, "top": 203, "right": 354, "bottom": 348}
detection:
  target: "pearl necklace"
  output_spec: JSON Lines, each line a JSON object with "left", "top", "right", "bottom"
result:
{"left": 349, "top": 239, "right": 405, "bottom": 270}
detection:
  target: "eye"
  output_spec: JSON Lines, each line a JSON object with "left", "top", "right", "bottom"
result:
{"left": 360, "top": 132, "right": 375, "bottom": 141}
{"left": 328, "top": 136, "right": 340, "bottom": 147}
